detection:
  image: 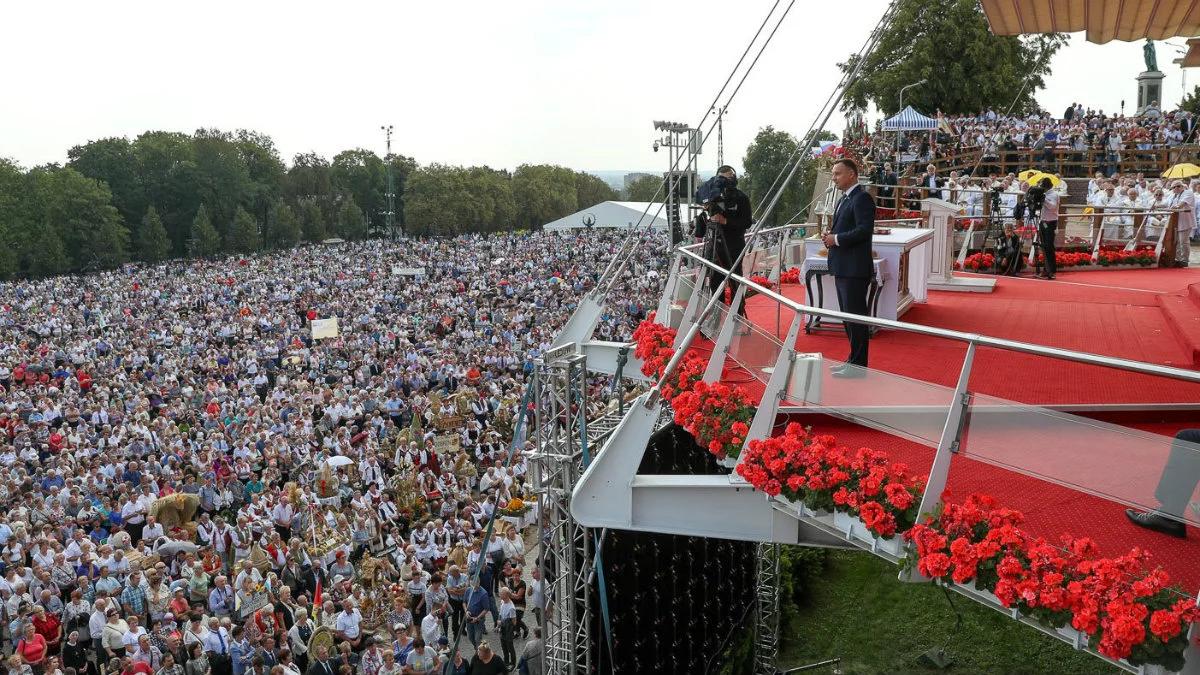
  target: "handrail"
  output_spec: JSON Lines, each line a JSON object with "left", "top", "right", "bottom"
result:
{"left": 674, "top": 245, "right": 1200, "bottom": 384}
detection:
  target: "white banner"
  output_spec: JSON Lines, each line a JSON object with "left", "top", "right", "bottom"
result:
{"left": 392, "top": 266, "right": 426, "bottom": 277}
{"left": 311, "top": 318, "right": 339, "bottom": 340}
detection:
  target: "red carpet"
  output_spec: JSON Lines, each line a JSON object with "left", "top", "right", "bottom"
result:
{"left": 708, "top": 269, "right": 1200, "bottom": 593}
{"left": 738, "top": 271, "right": 1200, "bottom": 405}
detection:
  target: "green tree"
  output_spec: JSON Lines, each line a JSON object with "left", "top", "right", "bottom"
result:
{"left": 575, "top": 171, "right": 618, "bottom": 208}
{"left": 132, "top": 131, "right": 199, "bottom": 255}
{"left": 624, "top": 175, "right": 663, "bottom": 202}
{"left": 839, "top": 0, "right": 1065, "bottom": 115}
{"left": 336, "top": 198, "right": 366, "bottom": 240}
{"left": 299, "top": 200, "right": 326, "bottom": 242}
{"left": 265, "top": 201, "right": 302, "bottom": 249}
{"left": 29, "top": 221, "right": 69, "bottom": 277}
{"left": 742, "top": 128, "right": 839, "bottom": 226}
{"left": 331, "top": 149, "right": 386, "bottom": 228}
{"left": 405, "top": 164, "right": 516, "bottom": 235}
{"left": 136, "top": 205, "right": 171, "bottom": 263}
{"left": 285, "top": 152, "right": 333, "bottom": 201}
{"left": 66, "top": 137, "right": 145, "bottom": 227}
{"left": 192, "top": 129, "right": 254, "bottom": 242}
{"left": 512, "top": 164, "right": 577, "bottom": 229}
{"left": 24, "top": 166, "right": 128, "bottom": 270}
{"left": 189, "top": 204, "right": 221, "bottom": 257}
{"left": 227, "top": 205, "right": 261, "bottom": 252}
{"left": 0, "top": 158, "right": 23, "bottom": 279}
{"left": 234, "top": 130, "right": 286, "bottom": 225}
{"left": 1181, "top": 85, "right": 1200, "bottom": 117}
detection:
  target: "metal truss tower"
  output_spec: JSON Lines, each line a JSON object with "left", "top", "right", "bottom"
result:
{"left": 753, "top": 542, "right": 782, "bottom": 675}
{"left": 531, "top": 344, "right": 592, "bottom": 675}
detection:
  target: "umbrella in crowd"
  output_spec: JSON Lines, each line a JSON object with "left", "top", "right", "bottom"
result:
{"left": 1162, "top": 163, "right": 1200, "bottom": 179}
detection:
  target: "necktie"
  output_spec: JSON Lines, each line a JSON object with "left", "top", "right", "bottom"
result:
{"left": 218, "top": 631, "right": 226, "bottom": 654}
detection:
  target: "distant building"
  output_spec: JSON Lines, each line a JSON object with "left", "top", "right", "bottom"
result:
{"left": 623, "top": 172, "right": 656, "bottom": 190}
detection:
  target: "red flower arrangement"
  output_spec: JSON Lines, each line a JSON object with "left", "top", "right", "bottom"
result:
{"left": 631, "top": 316, "right": 707, "bottom": 401}
{"left": 962, "top": 252, "right": 995, "bottom": 272}
{"left": 748, "top": 275, "right": 774, "bottom": 290}
{"left": 632, "top": 315, "right": 757, "bottom": 458}
{"left": 906, "top": 494, "right": 1200, "bottom": 669}
{"left": 672, "top": 381, "right": 756, "bottom": 460}
{"left": 1097, "top": 249, "right": 1155, "bottom": 267}
{"left": 735, "top": 422, "right": 923, "bottom": 539}
{"left": 779, "top": 267, "right": 802, "bottom": 284}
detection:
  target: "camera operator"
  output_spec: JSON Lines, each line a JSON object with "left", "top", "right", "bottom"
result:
{"left": 1025, "top": 177, "right": 1059, "bottom": 279}
{"left": 695, "top": 165, "right": 752, "bottom": 315}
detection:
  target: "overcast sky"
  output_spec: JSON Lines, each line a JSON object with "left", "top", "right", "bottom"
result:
{"left": 2, "top": 0, "right": 1194, "bottom": 175}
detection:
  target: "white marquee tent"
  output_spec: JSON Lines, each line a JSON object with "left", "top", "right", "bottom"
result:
{"left": 881, "top": 106, "right": 938, "bottom": 131}
{"left": 543, "top": 201, "right": 670, "bottom": 232}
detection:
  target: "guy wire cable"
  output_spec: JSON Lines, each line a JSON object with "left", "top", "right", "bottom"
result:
{"left": 646, "top": 0, "right": 902, "bottom": 401}
{"left": 598, "top": 0, "right": 796, "bottom": 300}
{"left": 598, "top": 0, "right": 798, "bottom": 299}
{"left": 589, "top": 0, "right": 786, "bottom": 290}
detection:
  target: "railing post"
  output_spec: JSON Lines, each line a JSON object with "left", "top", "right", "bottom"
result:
{"left": 674, "top": 268, "right": 709, "bottom": 349}
{"left": 703, "top": 284, "right": 747, "bottom": 383}
{"left": 735, "top": 313, "right": 804, "bottom": 474}
{"left": 657, "top": 251, "right": 684, "bottom": 325}
{"left": 913, "top": 342, "right": 977, "bottom": 534}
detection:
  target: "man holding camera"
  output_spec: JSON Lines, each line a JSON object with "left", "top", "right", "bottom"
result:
{"left": 697, "top": 165, "right": 753, "bottom": 315}
{"left": 1027, "top": 177, "right": 1059, "bottom": 279}
{"left": 823, "top": 159, "right": 874, "bottom": 376}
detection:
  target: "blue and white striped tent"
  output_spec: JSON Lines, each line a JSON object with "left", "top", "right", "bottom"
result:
{"left": 882, "top": 105, "right": 938, "bottom": 131}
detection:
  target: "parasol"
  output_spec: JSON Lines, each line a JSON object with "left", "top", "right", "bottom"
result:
{"left": 1024, "top": 172, "right": 1061, "bottom": 188}
{"left": 1161, "top": 163, "right": 1200, "bottom": 179}
{"left": 325, "top": 455, "right": 354, "bottom": 468}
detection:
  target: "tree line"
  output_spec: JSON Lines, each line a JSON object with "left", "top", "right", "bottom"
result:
{"left": 0, "top": 128, "right": 619, "bottom": 279}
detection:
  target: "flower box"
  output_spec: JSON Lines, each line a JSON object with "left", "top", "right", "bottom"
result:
{"left": 834, "top": 510, "right": 906, "bottom": 558}
{"left": 1055, "top": 625, "right": 1087, "bottom": 650}
{"left": 717, "top": 456, "right": 738, "bottom": 469}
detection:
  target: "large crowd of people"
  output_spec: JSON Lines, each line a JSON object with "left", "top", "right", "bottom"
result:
{"left": 0, "top": 230, "right": 666, "bottom": 675}
{"left": 864, "top": 104, "right": 1198, "bottom": 178}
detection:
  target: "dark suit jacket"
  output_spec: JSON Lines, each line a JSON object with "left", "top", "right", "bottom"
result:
{"left": 306, "top": 660, "right": 335, "bottom": 675}
{"left": 828, "top": 185, "right": 875, "bottom": 279}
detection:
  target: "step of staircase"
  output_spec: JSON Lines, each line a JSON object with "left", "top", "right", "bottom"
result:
{"left": 1157, "top": 287, "right": 1200, "bottom": 367}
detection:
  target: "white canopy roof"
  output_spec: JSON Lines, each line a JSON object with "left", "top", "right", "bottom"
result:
{"left": 543, "top": 201, "right": 670, "bottom": 232}
{"left": 882, "top": 106, "right": 938, "bottom": 132}
{"left": 981, "top": 0, "right": 1200, "bottom": 44}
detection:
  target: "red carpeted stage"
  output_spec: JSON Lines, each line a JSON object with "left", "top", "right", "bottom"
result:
{"left": 715, "top": 268, "right": 1200, "bottom": 592}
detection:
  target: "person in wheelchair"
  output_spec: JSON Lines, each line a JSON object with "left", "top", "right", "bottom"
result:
{"left": 995, "top": 223, "right": 1024, "bottom": 276}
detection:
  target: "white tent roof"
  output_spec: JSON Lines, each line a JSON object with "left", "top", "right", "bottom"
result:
{"left": 981, "top": 0, "right": 1200, "bottom": 44}
{"left": 882, "top": 106, "right": 938, "bottom": 132}
{"left": 543, "top": 201, "right": 670, "bottom": 232}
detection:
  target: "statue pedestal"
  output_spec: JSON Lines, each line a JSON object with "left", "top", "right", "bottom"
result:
{"left": 1137, "top": 70, "right": 1165, "bottom": 114}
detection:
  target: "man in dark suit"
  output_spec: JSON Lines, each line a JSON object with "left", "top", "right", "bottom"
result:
{"left": 305, "top": 645, "right": 335, "bottom": 675}
{"left": 823, "top": 158, "right": 874, "bottom": 377}
{"left": 1125, "top": 428, "right": 1200, "bottom": 538}
{"left": 917, "top": 163, "right": 942, "bottom": 199}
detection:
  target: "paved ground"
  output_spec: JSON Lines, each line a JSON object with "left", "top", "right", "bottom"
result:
{"left": 446, "top": 535, "right": 541, "bottom": 666}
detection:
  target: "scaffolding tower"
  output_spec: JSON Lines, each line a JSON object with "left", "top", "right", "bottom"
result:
{"left": 531, "top": 344, "right": 593, "bottom": 675}
{"left": 753, "top": 542, "right": 782, "bottom": 675}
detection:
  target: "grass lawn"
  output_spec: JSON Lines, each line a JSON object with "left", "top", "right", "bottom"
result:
{"left": 778, "top": 550, "right": 1119, "bottom": 674}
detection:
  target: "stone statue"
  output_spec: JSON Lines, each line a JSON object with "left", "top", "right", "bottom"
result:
{"left": 1144, "top": 39, "right": 1158, "bottom": 72}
